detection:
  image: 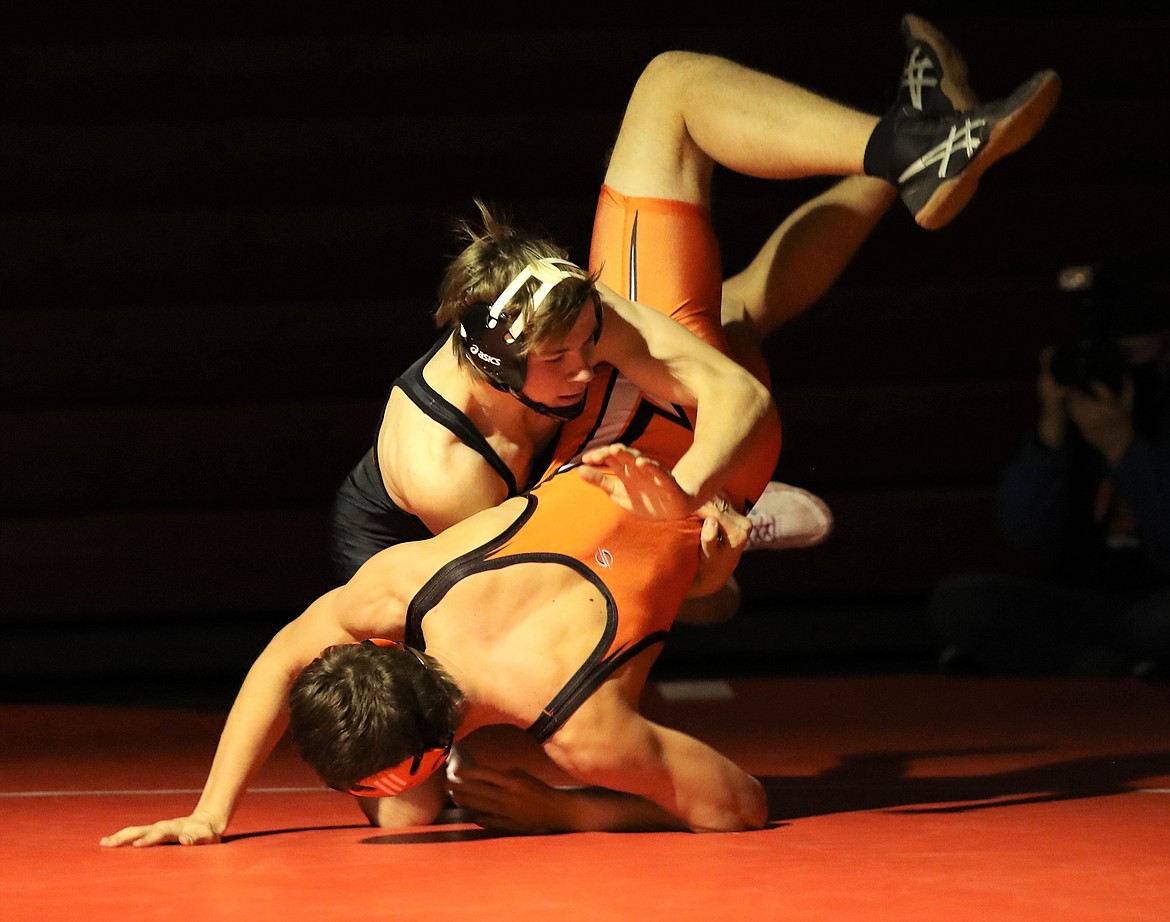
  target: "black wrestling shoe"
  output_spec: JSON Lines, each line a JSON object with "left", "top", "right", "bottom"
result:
{"left": 898, "top": 13, "right": 979, "bottom": 116}
{"left": 866, "top": 68, "right": 1062, "bottom": 230}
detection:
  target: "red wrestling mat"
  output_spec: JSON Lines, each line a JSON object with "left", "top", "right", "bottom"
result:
{"left": 3, "top": 676, "right": 1168, "bottom": 922}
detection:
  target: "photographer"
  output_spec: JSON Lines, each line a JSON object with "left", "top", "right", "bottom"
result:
{"left": 929, "top": 260, "right": 1170, "bottom": 678}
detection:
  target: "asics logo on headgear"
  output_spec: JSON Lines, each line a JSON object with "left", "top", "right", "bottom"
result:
{"left": 468, "top": 343, "right": 502, "bottom": 366}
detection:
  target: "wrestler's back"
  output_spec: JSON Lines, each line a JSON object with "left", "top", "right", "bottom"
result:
{"left": 399, "top": 474, "right": 701, "bottom": 727}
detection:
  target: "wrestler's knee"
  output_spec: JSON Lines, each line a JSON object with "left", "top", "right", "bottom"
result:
{"left": 632, "top": 50, "right": 699, "bottom": 97}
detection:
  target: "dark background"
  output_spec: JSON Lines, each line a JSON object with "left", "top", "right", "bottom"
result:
{"left": 3, "top": 1, "right": 1167, "bottom": 705}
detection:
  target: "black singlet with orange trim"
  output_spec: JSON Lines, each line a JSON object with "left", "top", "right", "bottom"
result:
{"left": 329, "top": 334, "right": 552, "bottom": 581}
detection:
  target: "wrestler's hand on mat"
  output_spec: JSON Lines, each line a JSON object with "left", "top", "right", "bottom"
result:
{"left": 446, "top": 765, "right": 574, "bottom": 834}
{"left": 99, "top": 811, "right": 223, "bottom": 847}
{"left": 577, "top": 443, "right": 694, "bottom": 519}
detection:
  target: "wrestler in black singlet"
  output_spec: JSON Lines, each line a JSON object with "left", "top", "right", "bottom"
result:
{"left": 329, "top": 335, "right": 552, "bottom": 581}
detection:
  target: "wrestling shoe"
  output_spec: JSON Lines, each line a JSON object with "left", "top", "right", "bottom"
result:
{"left": 745, "top": 482, "right": 834, "bottom": 552}
{"left": 865, "top": 68, "right": 1062, "bottom": 230}
{"left": 898, "top": 13, "right": 979, "bottom": 116}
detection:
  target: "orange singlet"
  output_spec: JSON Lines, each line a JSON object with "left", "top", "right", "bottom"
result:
{"left": 547, "top": 186, "right": 782, "bottom": 513}
{"left": 405, "top": 472, "right": 701, "bottom": 742}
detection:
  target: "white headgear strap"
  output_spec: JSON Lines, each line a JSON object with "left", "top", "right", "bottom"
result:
{"left": 487, "top": 258, "right": 586, "bottom": 342}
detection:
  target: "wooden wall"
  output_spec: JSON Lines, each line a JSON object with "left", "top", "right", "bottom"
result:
{"left": 3, "top": 2, "right": 1168, "bottom": 687}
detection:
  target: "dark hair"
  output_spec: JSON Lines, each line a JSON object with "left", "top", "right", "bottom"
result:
{"left": 434, "top": 199, "right": 599, "bottom": 384}
{"left": 288, "top": 641, "right": 464, "bottom": 793}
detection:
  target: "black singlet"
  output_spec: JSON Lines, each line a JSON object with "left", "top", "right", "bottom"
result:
{"left": 329, "top": 335, "right": 550, "bottom": 581}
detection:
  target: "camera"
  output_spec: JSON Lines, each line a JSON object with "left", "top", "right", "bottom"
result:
{"left": 1048, "top": 336, "right": 1127, "bottom": 394}
{"left": 1047, "top": 264, "right": 1133, "bottom": 394}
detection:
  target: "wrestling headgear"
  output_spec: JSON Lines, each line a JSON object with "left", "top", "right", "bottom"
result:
{"left": 458, "top": 257, "right": 600, "bottom": 420}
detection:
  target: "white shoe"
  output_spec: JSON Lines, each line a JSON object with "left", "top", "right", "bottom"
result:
{"left": 746, "top": 482, "right": 834, "bottom": 552}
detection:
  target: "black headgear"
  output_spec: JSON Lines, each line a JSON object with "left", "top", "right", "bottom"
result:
{"left": 459, "top": 258, "right": 598, "bottom": 419}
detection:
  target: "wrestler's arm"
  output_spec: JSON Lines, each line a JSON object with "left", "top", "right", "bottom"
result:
{"left": 99, "top": 567, "right": 406, "bottom": 847}
{"left": 588, "top": 283, "right": 773, "bottom": 517}
{"left": 376, "top": 395, "right": 520, "bottom": 537}
{"left": 449, "top": 691, "right": 766, "bottom": 834}
{"left": 448, "top": 764, "right": 687, "bottom": 833}
{"left": 399, "top": 445, "right": 513, "bottom": 535}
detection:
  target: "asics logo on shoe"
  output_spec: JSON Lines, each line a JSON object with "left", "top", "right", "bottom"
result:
{"left": 901, "top": 46, "right": 939, "bottom": 112}
{"left": 898, "top": 116, "right": 986, "bottom": 182}
{"left": 745, "top": 519, "right": 778, "bottom": 551}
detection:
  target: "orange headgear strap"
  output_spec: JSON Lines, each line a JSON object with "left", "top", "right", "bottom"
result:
{"left": 345, "top": 638, "right": 453, "bottom": 798}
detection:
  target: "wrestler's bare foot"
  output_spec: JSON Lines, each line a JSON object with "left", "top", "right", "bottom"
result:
{"left": 745, "top": 482, "right": 834, "bottom": 552}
